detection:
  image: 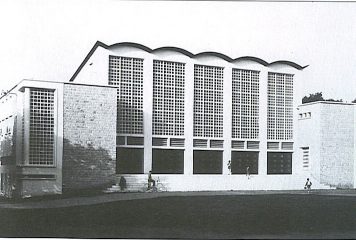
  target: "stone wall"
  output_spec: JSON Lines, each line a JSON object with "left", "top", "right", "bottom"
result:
{"left": 320, "top": 104, "right": 355, "bottom": 188}
{"left": 62, "top": 84, "right": 117, "bottom": 190}
{"left": 0, "top": 94, "right": 17, "bottom": 197}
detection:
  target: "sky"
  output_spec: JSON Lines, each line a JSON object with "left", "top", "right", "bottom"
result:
{"left": 0, "top": 0, "right": 355, "bottom": 102}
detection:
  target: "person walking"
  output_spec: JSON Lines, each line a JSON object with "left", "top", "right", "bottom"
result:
{"left": 305, "top": 178, "right": 312, "bottom": 193}
{"left": 227, "top": 160, "right": 231, "bottom": 175}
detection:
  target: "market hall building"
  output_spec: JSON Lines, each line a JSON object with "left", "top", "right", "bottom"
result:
{"left": 0, "top": 41, "right": 338, "bottom": 198}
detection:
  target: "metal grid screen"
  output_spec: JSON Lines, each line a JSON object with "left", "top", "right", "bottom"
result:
{"left": 193, "top": 65, "right": 224, "bottom": 138}
{"left": 267, "top": 72, "right": 293, "bottom": 140}
{"left": 29, "top": 89, "right": 55, "bottom": 165}
{"left": 232, "top": 69, "right": 259, "bottom": 139}
{"left": 153, "top": 60, "right": 185, "bottom": 136}
{"left": 109, "top": 56, "right": 144, "bottom": 134}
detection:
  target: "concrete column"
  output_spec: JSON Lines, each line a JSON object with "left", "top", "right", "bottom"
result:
{"left": 55, "top": 84, "right": 64, "bottom": 192}
{"left": 354, "top": 105, "right": 356, "bottom": 188}
{"left": 184, "top": 61, "right": 194, "bottom": 175}
{"left": 15, "top": 91, "right": 24, "bottom": 165}
{"left": 143, "top": 56, "right": 153, "bottom": 173}
{"left": 259, "top": 69, "right": 268, "bottom": 175}
{"left": 223, "top": 66, "right": 232, "bottom": 175}
{"left": 23, "top": 88, "right": 30, "bottom": 165}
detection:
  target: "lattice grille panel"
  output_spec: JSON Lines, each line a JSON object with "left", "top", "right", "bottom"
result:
{"left": 232, "top": 69, "right": 259, "bottom": 139}
{"left": 267, "top": 72, "right": 293, "bottom": 140}
{"left": 109, "top": 56, "right": 144, "bottom": 134}
{"left": 153, "top": 60, "right": 185, "bottom": 136}
{"left": 29, "top": 89, "right": 55, "bottom": 165}
{"left": 193, "top": 65, "right": 224, "bottom": 137}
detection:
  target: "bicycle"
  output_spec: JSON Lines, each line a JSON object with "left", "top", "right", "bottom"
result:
{"left": 146, "top": 177, "right": 167, "bottom": 192}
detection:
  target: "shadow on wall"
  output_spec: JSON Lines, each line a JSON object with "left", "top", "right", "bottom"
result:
{"left": 0, "top": 119, "right": 17, "bottom": 198}
{"left": 62, "top": 139, "right": 116, "bottom": 194}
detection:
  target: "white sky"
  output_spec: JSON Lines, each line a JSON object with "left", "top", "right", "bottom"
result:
{"left": 0, "top": 0, "right": 355, "bottom": 102}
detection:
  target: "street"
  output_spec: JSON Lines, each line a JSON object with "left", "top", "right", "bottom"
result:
{"left": 1, "top": 192, "right": 356, "bottom": 239}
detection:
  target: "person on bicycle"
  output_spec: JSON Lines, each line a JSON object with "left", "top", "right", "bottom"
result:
{"left": 148, "top": 170, "right": 156, "bottom": 190}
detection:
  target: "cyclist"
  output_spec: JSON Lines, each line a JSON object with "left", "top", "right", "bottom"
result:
{"left": 148, "top": 170, "right": 156, "bottom": 190}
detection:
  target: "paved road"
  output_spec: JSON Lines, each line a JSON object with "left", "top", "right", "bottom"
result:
{"left": 1, "top": 189, "right": 356, "bottom": 209}
{"left": 1, "top": 190, "right": 356, "bottom": 238}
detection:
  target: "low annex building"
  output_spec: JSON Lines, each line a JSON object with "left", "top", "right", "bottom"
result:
{"left": 0, "top": 80, "right": 117, "bottom": 197}
{"left": 0, "top": 40, "right": 345, "bottom": 198}
{"left": 297, "top": 101, "right": 356, "bottom": 188}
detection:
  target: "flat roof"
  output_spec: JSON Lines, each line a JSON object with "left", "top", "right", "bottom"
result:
{"left": 0, "top": 79, "right": 117, "bottom": 101}
{"left": 299, "top": 101, "right": 356, "bottom": 107}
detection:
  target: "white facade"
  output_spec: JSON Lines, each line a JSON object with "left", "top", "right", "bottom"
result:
{"left": 297, "top": 101, "right": 356, "bottom": 188}
{"left": 70, "top": 41, "right": 327, "bottom": 191}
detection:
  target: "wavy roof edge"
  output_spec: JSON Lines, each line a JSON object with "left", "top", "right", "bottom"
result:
{"left": 69, "top": 41, "right": 308, "bottom": 82}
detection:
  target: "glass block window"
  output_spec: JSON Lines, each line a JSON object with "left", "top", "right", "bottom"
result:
{"left": 29, "top": 88, "right": 55, "bottom": 165}
{"left": 232, "top": 69, "right": 259, "bottom": 139}
{"left": 267, "top": 72, "right": 293, "bottom": 140}
{"left": 109, "top": 56, "right": 144, "bottom": 134}
{"left": 193, "top": 65, "right": 224, "bottom": 138}
{"left": 153, "top": 60, "right": 185, "bottom": 136}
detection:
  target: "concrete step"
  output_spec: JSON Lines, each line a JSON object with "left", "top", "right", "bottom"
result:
{"left": 105, "top": 174, "right": 170, "bottom": 192}
{"left": 104, "top": 174, "right": 334, "bottom": 193}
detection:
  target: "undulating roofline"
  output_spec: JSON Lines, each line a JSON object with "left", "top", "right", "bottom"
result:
{"left": 69, "top": 41, "right": 308, "bottom": 82}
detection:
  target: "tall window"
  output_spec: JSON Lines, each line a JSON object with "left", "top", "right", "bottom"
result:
{"left": 109, "top": 56, "right": 144, "bottom": 134}
{"left": 193, "top": 65, "right": 224, "bottom": 138}
{"left": 267, "top": 72, "right": 293, "bottom": 140}
{"left": 153, "top": 60, "right": 185, "bottom": 136}
{"left": 232, "top": 69, "right": 259, "bottom": 139}
{"left": 29, "top": 88, "right": 55, "bottom": 165}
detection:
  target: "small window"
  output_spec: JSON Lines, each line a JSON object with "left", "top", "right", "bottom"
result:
{"left": 127, "top": 137, "right": 144, "bottom": 146}
{"left": 193, "top": 139, "right": 208, "bottom": 148}
{"left": 170, "top": 138, "right": 185, "bottom": 147}
{"left": 302, "top": 147, "right": 310, "bottom": 169}
{"left": 117, "top": 136, "right": 125, "bottom": 145}
{"left": 231, "top": 140, "right": 244, "bottom": 149}
{"left": 210, "top": 140, "right": 224, "bottom": 148}
{"left": 267, "top": 142, "right": 279, "bottom": 150}
{"left": 152, "top": 138, "right": 168, "bottom": 147}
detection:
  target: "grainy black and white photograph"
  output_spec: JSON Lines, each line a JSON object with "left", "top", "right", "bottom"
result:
{"left": 0, "top": 0, "right": 356, "bottom": 239}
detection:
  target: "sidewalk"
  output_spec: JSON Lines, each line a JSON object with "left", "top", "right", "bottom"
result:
{"left": 1, "top": 189, "right": 356, "bottom": 209}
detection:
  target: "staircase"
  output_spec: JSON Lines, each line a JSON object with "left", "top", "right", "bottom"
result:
{"left": 105, "top": 174, "right": 148, "bottom": 193}
{"left": 104, "top": 173, "right": 334, "bottom": 193}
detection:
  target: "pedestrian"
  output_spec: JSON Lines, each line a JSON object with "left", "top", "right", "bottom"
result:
{"left": 305, "top": 178, "right": 312, "bottom": 192}
{"left": 227, "top": 160, "right": 231, "bottom": 175}
{"left": 246, "top": 166, "right": 250, "bottom": 179}
{"left": 119, "top": 176, "right": 126, "bottom": 191}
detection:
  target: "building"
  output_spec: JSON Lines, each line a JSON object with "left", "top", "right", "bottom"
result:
{"left": 0, "top": 41, "right": 338, "bottom": 198}
{"left": 297, "top": 101, "right": 356, "bottom": 188}
{"left": 0, "top": 80, "right": 117, "bottom": 198}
